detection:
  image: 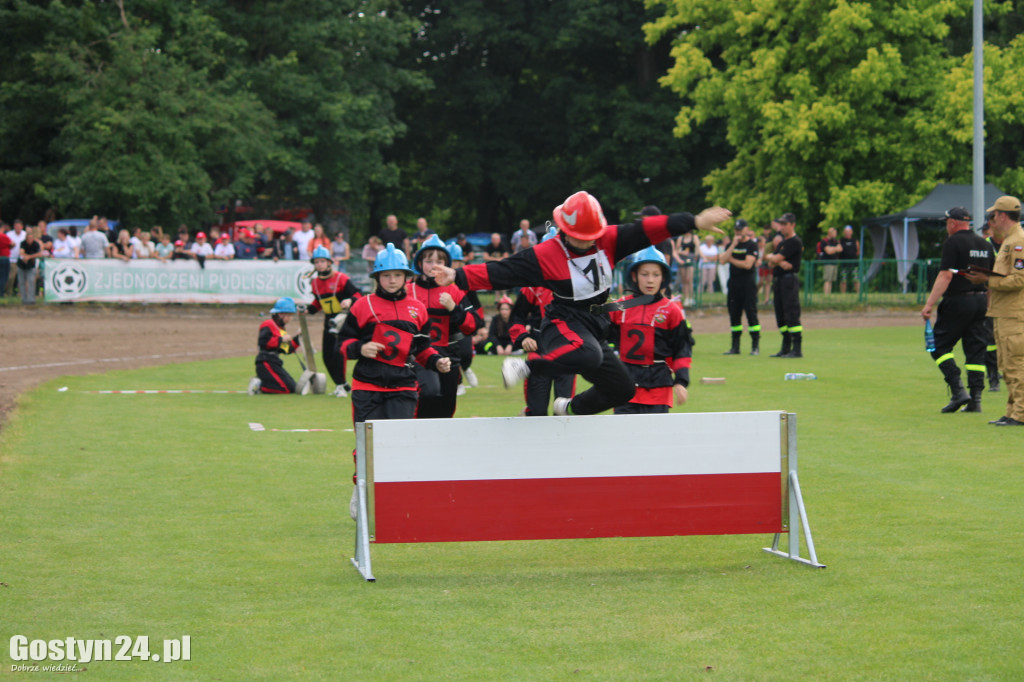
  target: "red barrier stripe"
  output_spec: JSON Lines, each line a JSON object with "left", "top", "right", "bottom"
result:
{"left": 373, "top": 472, "right": 781, "bottom": 543}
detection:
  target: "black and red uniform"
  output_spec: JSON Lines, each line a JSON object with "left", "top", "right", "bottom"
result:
{"left": 255, "top": 318, "right": 301, "bottom": 394}
{"left": 610, "top": 294, "right": 692, "bottom": 414}
{"left": 337, "top": 288, "right": 442, "bottom": 425}
{"left": 509, "top": 285, "right": 576, "bottom": 415}
{"left": 456, "top": 290, "right": 484, "bottom": 371}
{"left": 307, "top": 271, "right": 362, "bottom": 388}
{"left": 405, "top": 279, "right": 480, "bottom": 418}
{"left": 455, "top": 213, "right": 699, "bottom": 414}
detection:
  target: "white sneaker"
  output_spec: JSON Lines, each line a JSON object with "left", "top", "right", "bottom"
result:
{"left": 247, "top": 377, "right": 261, "bottom": 395}
{"left": 464, "top": 367, "right": 478, "bottom": 388}
{"left": 553, "top": 397, "right": 572, "bottom": 416}
{"left": 349, "top": 486, "right": 359, "bottom": 521}
{"left": 501, "top": 357, "right": 530, "bottom": 388}
{"left": 456, "top": 384, "right": 466, "bottom": 396}
{"left": 332, "top": 384, "right": 349, "bottom": 398}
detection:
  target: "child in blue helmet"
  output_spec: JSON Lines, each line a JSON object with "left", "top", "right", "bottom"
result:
{"left": 406, "top": 234, "right": 481, "bottom": 418}
{"left": 447, "top": 242, "right": 484, "bottom": 390}
{"left": 249, "top": 297, "right": 303, "bottom": 394}
{"left": 336, "top": 244, "right": 451, "bottom": 517}
{"left": 609, "top": 246, "right": 693, "bottom": 414}
{"left": 306, "top": 245, "right": 363, "bottom": 397}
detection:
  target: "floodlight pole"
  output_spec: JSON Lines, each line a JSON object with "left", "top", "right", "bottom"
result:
{"left": 972, "top": 0, "right": 984, "bottom": 230}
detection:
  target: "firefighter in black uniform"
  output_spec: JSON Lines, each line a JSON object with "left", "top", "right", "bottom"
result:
{"left": 766, "top": 212, "right": 804, "bottom": 358}
{"left": 720, "top": 219, "right": 761, "bottom": 355}
{"left": 920, "top": 206, "right": 996, "bottom": 413}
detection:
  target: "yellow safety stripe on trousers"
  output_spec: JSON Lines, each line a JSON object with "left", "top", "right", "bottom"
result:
{"left": 934, "top": 353, "right": 955, "bottom": 366}
{"left": 965, "top": 364, "right": 986, "bottom": 373}
{"left": 779, "top": 326, "right": 789, "bottom": 333}
{"left": 987, "top": 345, "right": 997, "bottom": 352}
{"left": 730, "top": 325, "right": 743, "bottom": 332}
{"left": 789, "top": 326, "right": 803, "bottom": 333}
{"left": 749, "top": 325, "right": 761, "bottom": 332}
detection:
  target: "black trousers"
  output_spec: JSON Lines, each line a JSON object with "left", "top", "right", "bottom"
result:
{"left": 529, "top": 316, "right": 635, "bottom": 415}
{"left": 321, "top": 326, "right": 347, "bottom": 386}
{"left": 931, "top": 293, "right": 989, "bottom": 390}
{"left": 417, "top": 357, "right": 462, "bottom": 419}
{"left": 255, "top": 358, "right": 296, "bottom": 394}
{"left": 350, "top": 389, "right": 418, "bottom": 481}
{"left": 523, "top": 373, "right": 576, "bottom": 416}
{"left": 773, "top": 274, "right": 801, "bottom": 331}
{"left": 728, "top": 277, "right": 759, "bottom": 330}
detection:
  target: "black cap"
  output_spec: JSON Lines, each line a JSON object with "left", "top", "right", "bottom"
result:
{"left": 774, "top": 212, "right": 796, "bottom": 224}
{"left": 634, "top": 205, "right": 661, "bottom": 217}
{"left": 945, "top": 206, "right": 971, "bottom": 221}
{"left": 734, "top": 218, "right": 748, "bottom": 229}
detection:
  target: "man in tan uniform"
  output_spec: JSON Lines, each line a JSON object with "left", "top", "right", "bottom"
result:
{"left": 973, "top": 196, "right": 1024, "bottom": 425}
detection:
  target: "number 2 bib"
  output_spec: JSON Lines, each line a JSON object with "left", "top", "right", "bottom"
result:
{"left": 620, "top": 323, "right": 655, "bottom": 365}
{"left": 568, "top": 251, "right": 612, "bottom": 300}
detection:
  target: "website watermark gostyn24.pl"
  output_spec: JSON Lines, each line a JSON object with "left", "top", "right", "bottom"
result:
{"left": 9, "top": 635, "right": 190, "bottom": 670}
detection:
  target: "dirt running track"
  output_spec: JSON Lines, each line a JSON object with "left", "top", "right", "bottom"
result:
{"left": 0, "top": 305, "right": 920, "bottom": 431}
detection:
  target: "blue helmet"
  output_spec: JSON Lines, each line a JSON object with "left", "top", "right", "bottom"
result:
{"left": 446, "top": 242, "right": 464, "bottom": 261}
{"left": 413, "top": 234, "right": 451, "bottom": 273}
{"left": 628, "top": 246, "right": 670, "bottom": 281}
{"left": 270, "top": 296, "right": 297, "bottom": 314}
{"left": 310, "top": 245, "right": 332, "bottom": 263}
{"left": 541, "top": 225, "right": 559, "bottom": 242}
{"left": 373, "top": 243, "right": 414, "bottom": 276}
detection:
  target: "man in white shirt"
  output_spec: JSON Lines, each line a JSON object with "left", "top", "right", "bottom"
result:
{"left": 80, "top": 223, "right": 110, "bottom": 259}
{"left": 292, "top": 221, "right": 315, "bottom": 258}
{"left": 5, "top": 220, "right": 27, "bottom": 296}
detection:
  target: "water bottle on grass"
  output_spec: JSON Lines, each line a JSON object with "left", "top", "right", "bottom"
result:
{"left": 784, "top": 373, "right": 817, "bottom": 381}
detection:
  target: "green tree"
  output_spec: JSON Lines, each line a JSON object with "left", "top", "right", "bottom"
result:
{"left": 385, "top": 0, "right": 724, "bottom": 237}
{"left": 645, "top": 0, "right": 1024, "bottom": 232}
{"left": 207, "top": 0, "right": 428, "bottom": 234}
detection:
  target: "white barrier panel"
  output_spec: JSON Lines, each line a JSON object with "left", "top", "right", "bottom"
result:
{"left": 351, "top": 412, "right": 823, "bottom": 580}
{"left": 43, "top": 259, "right": 316, "bottom": 304}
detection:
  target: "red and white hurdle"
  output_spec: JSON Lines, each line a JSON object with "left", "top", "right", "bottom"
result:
{"left": 350, "top": 411, "right": 824, "bottom": 581}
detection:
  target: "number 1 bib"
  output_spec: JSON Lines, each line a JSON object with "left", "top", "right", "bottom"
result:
{"left": 568, "top": 251, "right": 612, "bottom": 300}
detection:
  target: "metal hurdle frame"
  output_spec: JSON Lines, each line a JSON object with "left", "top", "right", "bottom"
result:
{"left": 351, "top": 412, "right": 824, "bottom": 582}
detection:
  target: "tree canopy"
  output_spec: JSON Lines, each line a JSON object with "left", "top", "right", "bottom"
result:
{"left": 1, "top": 0, "right": 1021, "bottom": 240}
{"left": 646, "top": 0, "right": 1024, "bottom": 233}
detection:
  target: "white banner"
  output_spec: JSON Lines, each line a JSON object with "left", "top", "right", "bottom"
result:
{"left": 43, "top": 259, "right": 325, "bottom": 304}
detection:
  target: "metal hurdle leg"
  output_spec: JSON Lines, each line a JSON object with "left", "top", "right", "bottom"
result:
{"left": 763, "top": 413, "right": 826, "bottom": 568}
{"left": 350, "top": 424, "right": 375, "bottom": 581}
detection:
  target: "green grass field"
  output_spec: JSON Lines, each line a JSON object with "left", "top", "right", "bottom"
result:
{"left": 2, "top": 325, "right": 1022, "bottom": 680}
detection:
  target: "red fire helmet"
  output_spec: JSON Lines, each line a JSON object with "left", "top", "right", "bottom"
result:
{"left": 552, "top": 191, "right": 607, "bottom": 240}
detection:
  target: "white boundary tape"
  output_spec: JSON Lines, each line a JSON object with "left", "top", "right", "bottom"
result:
{"left": 1, "top": 349, "right": 248, "bottom": 373}
{"left": 248, "top": 422, "right": 349, "bottom": 433}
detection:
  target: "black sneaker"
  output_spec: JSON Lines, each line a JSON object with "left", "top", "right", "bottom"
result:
{"left": 989, "top": 415, "right": 1010, "bottom": 425}
{"left": 993, "top": 417, "right": 1024, "bottom": 426}
{"left": 722, "top": 348, "right": 740, "bottom": 355}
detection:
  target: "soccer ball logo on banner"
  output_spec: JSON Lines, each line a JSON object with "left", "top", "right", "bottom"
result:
{"left": 296, "top": 268, "right": 314, "bottom": 298}
{"left": 49, "top": 263, "right": 88, "bottom": 299}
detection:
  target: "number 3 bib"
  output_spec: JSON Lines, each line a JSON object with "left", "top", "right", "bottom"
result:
{"left": 568, "top": 252, "right": 612, "bottom": 300}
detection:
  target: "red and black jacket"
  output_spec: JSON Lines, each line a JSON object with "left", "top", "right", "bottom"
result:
{"left": 256, "top": 318, "right": 299, "bottom": 365}
{"left": 337, "top": 289, "right": 441, "bottom": 392}
{"left": 308, "top": 272, "right": 362, "bottom": 326}
{"left": 406, "top": 278, "right": 480, "bottom": 354}
{"left": 508, "top": 286, "right": 554, "bottom": 349}
{"left": 610, "top": 293, "right": 692, "bottom": 406}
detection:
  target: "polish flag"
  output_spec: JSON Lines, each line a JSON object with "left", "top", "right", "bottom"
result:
{"left": 365, "top": 412, "right": 786, "bottom": 544}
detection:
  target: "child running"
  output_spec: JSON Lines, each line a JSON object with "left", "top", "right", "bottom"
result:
{"left": 406, "top": 235, "right": 480, "bottom": 418}
{"left": 306, "top": 245, "right": 363, "bottom": 397}
{"left": 336, "top": 244, "right": 451, "bottom": 515}
{"left": 610, "top": 246, "right": 693, "bottom": 414}
{"left": 432, "top": 190, "right": 729, "bottom": 415}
